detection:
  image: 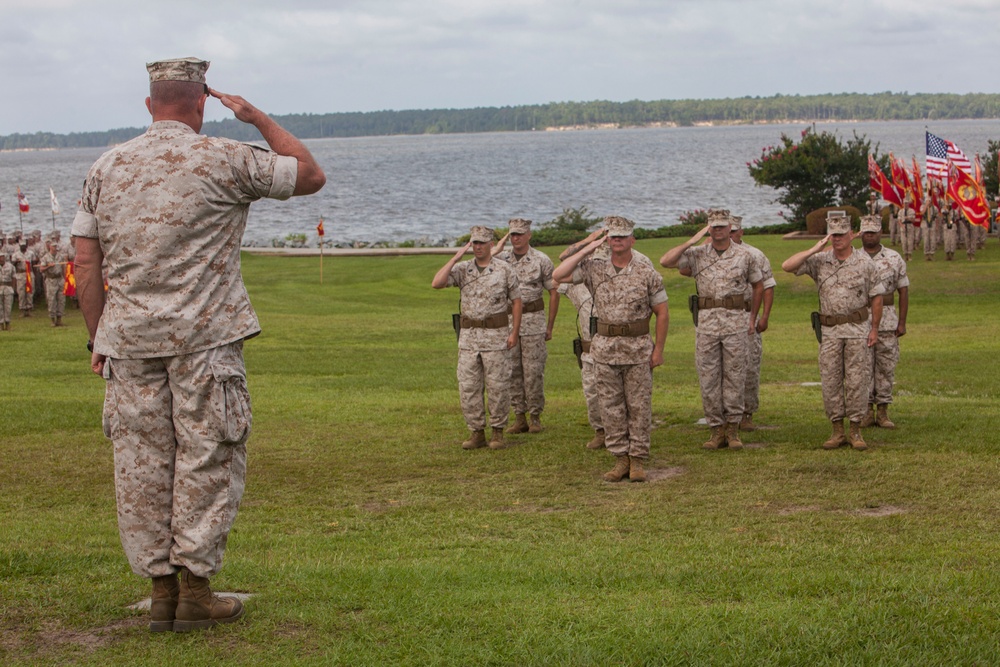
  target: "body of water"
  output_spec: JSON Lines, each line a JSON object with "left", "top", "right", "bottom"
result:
{"left": 2, "top": 119, "right": 999, "bottom": 246}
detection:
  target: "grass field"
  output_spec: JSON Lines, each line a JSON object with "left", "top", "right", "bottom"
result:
{"left": 2, "top": 235, "right": 999, "bottom": 665}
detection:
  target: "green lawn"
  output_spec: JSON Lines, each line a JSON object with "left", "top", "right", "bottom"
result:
{"left": 2, "top": 236, "right": 998, "bottom": 666}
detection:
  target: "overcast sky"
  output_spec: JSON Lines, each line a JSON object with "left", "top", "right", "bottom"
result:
{"left": 2, "top": 0, "right": 998, "bottom": 135}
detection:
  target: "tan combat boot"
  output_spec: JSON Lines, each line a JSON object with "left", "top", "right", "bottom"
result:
{"left": 461, "top": 430, "right": 487, "bottom": 450}
{"left": 725, "top": 422, "right": 743, "bottom": 450}
{"left": 602, "top": 455, "right": 630, "bottom": 482}
{"left": 822, "top": 420, "right": 847, "bottom": 449}
{"left": 506, "top": 413, "right": 529, "bottom": 434}
{"left": 528, "top": 414, "right": 543, "bottom": 433}
{"left": 875, "top": 404, "right": 896, "bottom": 429}
{"left": 848, "top": 421, "right": 867, "bottom": 450}
{"left": 51, "top": 317, "right": 58, "bottom": 327}
{"left": 56, "top": 316, "right": 62, "bottom": 326}
{"left": 173, "top": 568, "right": 244, "bottom": 632}
{"left": 859, "top": 403, "right": 876, "bottom": 428}
{"left": 740, "top": 413, "right": 757, "bottom": 432}
{"left": 585, "top": 429, "right": 606, "bottom": 450}
{"left": 149, "top": 573, "right": 179, "bottom": 633}
{"left": 702, "top": 426, "right": 726, "bottom": 450}
{"left": 488, "top": 427, "right": 506, "bottom": 450}
{"left": 628, "top": 456, "right": 647, "bottom": 483}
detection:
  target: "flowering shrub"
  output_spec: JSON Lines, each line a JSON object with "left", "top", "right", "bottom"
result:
{"left": 677, "top": 209, "right": 709, "bottom": 226}
{"left": 747, "top": 126, "right": 882, "bottom": 229}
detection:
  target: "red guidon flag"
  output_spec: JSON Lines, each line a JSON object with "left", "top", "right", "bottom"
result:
{"left": 64, "top": 261, "right": 77, "bottom": 298}
{"left": 947, "top": 160, "right": 990, "bottom": 228}
{"left": 869, "top": 155, "right": 903, "bottom": 207}
{"left": 17, "top": 187, "right": 29, "bottom": 213}
{"left": 911, "top": 157, "right": 923, "bottom": 226}
{"left": 316, "top": 218, "right": 325, "bottom": 236}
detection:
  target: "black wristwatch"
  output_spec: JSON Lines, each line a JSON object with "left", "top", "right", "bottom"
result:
{"left": 87, "top": 340, "right": 94, "bottom": 353}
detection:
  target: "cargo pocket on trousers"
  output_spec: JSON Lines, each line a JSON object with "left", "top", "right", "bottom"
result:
{"left": 101, "top": 360, "right": 120, "bottom": 439}
{"left": 211, "top": 362, "right": 252, "bottom": 446}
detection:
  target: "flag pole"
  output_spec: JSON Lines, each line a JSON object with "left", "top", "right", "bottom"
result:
{"left": 317, "top": 217, "right": 325, "bottom": 285}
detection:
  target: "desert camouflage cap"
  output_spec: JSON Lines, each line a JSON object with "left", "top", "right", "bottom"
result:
{"left": 826, "top": 210, "right": 851, "bottom": 235}
{"left": 730, "top": 215, "right": 743, "bottom": 231}
{"left": 508, "top": 218, "right": 532, "bottom": 234}
{"left": 707, "top": 208, "right": 732, "bottom": 227}
{"left": 147, "top": 57, "right": 210, "bottom": 84}
{"left": 859, "top": 215, "right": 882, "bottom": 233}
{"left": 604, "top": 216, "right": 635, "bottom": 237}
{"left": 469, "top": 226, "right": 495, "bottom": 243}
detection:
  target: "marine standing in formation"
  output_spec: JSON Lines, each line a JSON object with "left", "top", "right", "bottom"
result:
{"left": 660, "top": 209, "right": 762, "bottom": 450}
{"left": 858, "top": 215, "right": 908, "bottom": 430}
{"left": 781, "top": 211, "right": 884, "bottom": 451}
{"left": 553, "top": 217, "right": 669, "bottom": 483}
{"left": 10, "top": 240, "right": 35, "bottom": 317}
{"left": 0, "top": 254, "right": 14, "bottom": 330}
{"left": 729, "top": 215, "right": 776, "bottom": 432}
{"left": 73, "top": 57, "right": 326, "bottom": 632}
{"left": 942, "top": 202, "right": 960, "bottom": 260}
{"left": 38, "top": 239, "right": 67, "bottom": 327}
{"left": 433, "top": 226, "right": 522, "bottom": 450}
{"left": 494, "top": 218, "right": 558, "bottom": 435}
{"left": 896, "top": 194, "right": 918, "bottom": 262}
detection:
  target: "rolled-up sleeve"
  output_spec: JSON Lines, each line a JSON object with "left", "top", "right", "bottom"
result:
{"left": 268, "top": 155, "right": 298, "bottom": 201}
{"left": 71, "top": 210, "right": 99, "bottom": 239}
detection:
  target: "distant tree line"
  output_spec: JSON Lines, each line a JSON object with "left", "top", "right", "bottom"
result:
{"left": 5, "top": 92, "right": 1000, "bottom": 150}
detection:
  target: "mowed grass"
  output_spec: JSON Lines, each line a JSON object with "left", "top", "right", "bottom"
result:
{"left": 1, "top": 235, "right": 999, "bottom": 666}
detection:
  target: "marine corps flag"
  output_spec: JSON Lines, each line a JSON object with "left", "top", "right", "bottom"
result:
{"left": 947, "top": 160, "right": 990, "bottom": 228}
{"left": 890, "top": 153, "right": 911, "bottom": 197}
{"left": 64, "top": 261, "right": 77, "bottom": 298}
{"left": 911, "top": 157, "right": 923, "bottom": 226}
{"left": 869, "top": 155, "right": 904, "bottom": 207}
{"left": 24, "top": 261, "right": 32, "bottom": 294}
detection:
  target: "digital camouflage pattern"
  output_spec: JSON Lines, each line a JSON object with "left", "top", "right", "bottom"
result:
{"left": 9, "top": 246, "right": 35, "bottom": 313}
{"left": 678, "top": 242, "right": 761, "bottom": 426}
{"left": 798, "top": 248, "right": 884, "bottom": 423}
{"left": 677, "top": 242, "right": 762, "bottom": 337}
{"left": 570, "top": 253, "right": 666, "bottom": 460}
{"left": 447, "top": 257, "right": 521, "bottom": 430}
{"left": 40, "top": 248, "right": 66, "bottom": 320}
{"left": 570, "top": 254, "right": 667, "bottom": 366}
{"left": 71, "top": 120, "right": 298, "bottom": 359}
{"left": 496, "top": 246, "right": 555, "bottom": 416}
{"left": 446, "top": 257, "right": 521, "bottom": 351}
{"left": 0, "top": 260, "right": 14, "bottom": 323}
{"left": 559, "top": 282, "right": 602, "bottom": 431}
{"left": 896, "top": 206, "right": 919, "bottom": 258}
{"left": 104, "top": 342, "right": 249, "bottom": 578}
{"left": 868, "top": 244, "right": 909, "bottom": 406}
{"left": 737, "top": 241, "right": 776, "bottom": 415}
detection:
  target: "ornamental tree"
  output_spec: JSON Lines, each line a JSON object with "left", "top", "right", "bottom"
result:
{"left": 748, "top": 126, "right": 885, "bottom": 228}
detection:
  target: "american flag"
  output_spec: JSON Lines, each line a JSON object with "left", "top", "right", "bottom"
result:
{"left": 926, "top": 131, "right": 971, "bottom": 184}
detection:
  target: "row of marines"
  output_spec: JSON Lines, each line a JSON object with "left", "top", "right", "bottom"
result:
{"left": 887, "top": 189, "right": 987, "bottom": 262}
{"left": 434, "top": 209, "right": 908, "bottom": 482}
{"left": 0, "top": 229, "right": 74, "bottom": 330}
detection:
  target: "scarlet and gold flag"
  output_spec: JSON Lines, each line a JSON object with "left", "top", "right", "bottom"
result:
{"left": 24, "top": 261, "right": 32, "bottom": 294}
{"left": 64, "top": 261, "right": 76, "bottom": 298}
{"left": 947, "top": 160, "right": 991, "bottom": 228}
{"left": 890, "top": 154, "right": 912, "bottom": 196}
{"left": 911, "top": 157, "right": 923, "bottom": 226}
{"left": 316, "top": 218, "right": 325, "bottom": 236}
{"left": 869, "top": 155, "right": 904, "bottom": 207}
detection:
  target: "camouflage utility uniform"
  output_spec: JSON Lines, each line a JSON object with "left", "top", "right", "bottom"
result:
{"left": 0, "top": 258, "right": 14, "bottom": 326}
{"left": 678, "top": 243, "right": 761, "bottom": 428}
{"left": 797, "top": 248, "right": 884, "bottom": 424}
{"left": 447, "top": 258, "right": 521, "bottom": 431}
{"left": 10, "top": 246, "right": 35, "bottom": 315}
{"left": 496, "top": 246, "right": 554, "bottom": 421}
{"left": 72, "top": 120, "right": 298, "bottom": 579}
{"left": 40, "top": 246, "right": 66, "bottom": 323}
{"left": 559, "top": 281, "right": 603, "bottom": 436}
{"left": 867, "top": 245, "right": 908, "bottom": 407}
{"left": 568, "top": 255, "right": 668, "bottom": 461}
{"left": 737, "top": 241, "right": 776, "bottom": 419}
